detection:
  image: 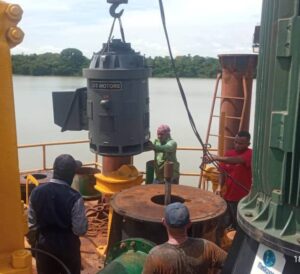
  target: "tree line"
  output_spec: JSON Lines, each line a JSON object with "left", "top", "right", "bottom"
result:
{"left": 12, "top": 48, "right": 221, "bottom": 78}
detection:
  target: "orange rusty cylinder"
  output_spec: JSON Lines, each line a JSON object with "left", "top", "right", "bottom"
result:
{"left": 218, "top": 54, "right": 257, "bottom": 151}
{"left": 107, "top": 184, "right": 227, "bottom": 253}
{"left": 102, "top": 155, "right": 132, "bottom": 175}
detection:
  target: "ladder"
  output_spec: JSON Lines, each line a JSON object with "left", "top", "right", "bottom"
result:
{"left": 199, "top": 74, "right": 249, "bottom": 189}
{"left": 205, "top": 73, "right": 249, "bottom": 155}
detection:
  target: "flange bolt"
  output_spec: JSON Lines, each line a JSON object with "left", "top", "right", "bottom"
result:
{"left": 5, "top": 4, "right": 23, "bottom": 21}
{"left": 7, "top": 26, "right": 24, "bottom": 45}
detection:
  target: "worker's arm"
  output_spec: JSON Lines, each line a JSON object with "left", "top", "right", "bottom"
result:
{"left": 203, "top": 240, "right": 228, "bottom": 269}
{"left": 218, "top": 172, "right": 226, "bottom": 188}
{"left": 26, "top": 198, "right": 39, "bottom": 247}
{"left": 153, "top": 139, "right": 177, "bottom": 153}
{"left": 142, "top": 248, "right": 165, "bottom": 274}
{"left": 210, "top": 154, "right": 246, "bottom": 164}
{"left": 215, "top": 172, "right": 226, "bottom": 195}
{"left": 71, "top": 197, "right": 88, "bottom": 236}
{"left": 142, "top": 254, "right": 155, "bottom": 274}
{"left": 28, "top": 199, "right": 37, "bottom": 229}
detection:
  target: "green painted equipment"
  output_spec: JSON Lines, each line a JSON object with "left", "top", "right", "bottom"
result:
{"left": 145, "top": 160, "right": 154, "bottom": 184}
{"left": 223, "top": 1, "right": 300, "bottom": 273}
{"left": 72, "top": 167, "right": 101, "bottom": 200}
{"left": 97, "top": 238, "right": 155, "bottom": 274}
{"left": 238, "top": 0, "right": 300, "bottom": 255}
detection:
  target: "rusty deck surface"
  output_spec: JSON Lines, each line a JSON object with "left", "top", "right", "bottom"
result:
{"left": 26, "top": 186, "right": 227, "bottom": 272}
{"left": 27, "top": 238, "right": 105, "bottom": 274}
{"left": 110, "top": 184, "right": 227, "bottom": 223}
{"left": 81, "top": 200, "right": 108, "bottom": 273}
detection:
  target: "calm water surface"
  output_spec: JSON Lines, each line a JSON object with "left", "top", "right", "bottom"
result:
{"left": 13, "top": 76, "right": 256, "bottom": 187}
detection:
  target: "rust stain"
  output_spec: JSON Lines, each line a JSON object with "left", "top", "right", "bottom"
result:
{"left": 110, "top": 184, "right": 227, "bottom": 223}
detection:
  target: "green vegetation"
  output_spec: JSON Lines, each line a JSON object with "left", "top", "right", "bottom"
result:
{"left": 147, "top": 55, "right": 220, "bottom": 78}
{"left": 12, "top": 48, "right": 89, "bottom": 76}
{"left": 12, "top": 49, "right": 220, "bottom": 78}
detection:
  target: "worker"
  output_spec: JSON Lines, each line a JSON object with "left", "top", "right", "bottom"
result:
{"left": 149, "top": 124, "right": 180, "bottom": 184}
{"left": 28, "top": 154, "right": 88, "bottom": 274}
{"left": 142, "top": 202, "right": 227, "bottom": 274}
{"left": 204, "top": 130, "right": 252, "bottom": 229}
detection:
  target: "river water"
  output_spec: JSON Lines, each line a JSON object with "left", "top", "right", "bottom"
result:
{"left": 13, "top": 76, "right": 256, "bottom": 187}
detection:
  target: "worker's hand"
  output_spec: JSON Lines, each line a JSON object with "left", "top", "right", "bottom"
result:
{"left": 202, "top": 154, "right": 216, "bottom": 164}
{"left": 144, "top": 141, "right": 154, "bottom": 151}
{"left": 215, "top": 189, "right": 221, "bottom": 196}
{"left": 215, "top": 186, "right": 222, "bottom": 196}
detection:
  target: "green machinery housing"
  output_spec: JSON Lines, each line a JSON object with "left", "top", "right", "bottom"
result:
{"left": 238, "top": 0, "right": 300, "bottom": 255}
{"left": 223, "top": 1, "right": 300, "bottom": 272}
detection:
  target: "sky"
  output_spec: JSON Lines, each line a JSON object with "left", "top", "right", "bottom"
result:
{"left": 11, "top": 0, "right": 263, "bottom": 58}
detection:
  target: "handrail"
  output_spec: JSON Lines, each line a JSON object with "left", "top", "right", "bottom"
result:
{"left": 18, "top": 140, "right": 218, "bottom": 178}
{"left": 205, "top": 73, "right": 222, "bottom": 144}
{"left": 240, "top": 76, "right": 248, "bottom": 131}
{"left": 25, "top": 174, "right": 39, "bottom": 206}
{"left": 18, "top": 140, "right": 92, "bottom": 170}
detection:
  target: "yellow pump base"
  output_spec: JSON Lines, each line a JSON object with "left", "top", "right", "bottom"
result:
{"left": 202, "top": 166, "right": 220, "bottom": 192}
{"left": 94, "top": 165, "right": 143, "bottom": 257}
{"left": 94, "top": 165, "right": 143, "bottom": 195}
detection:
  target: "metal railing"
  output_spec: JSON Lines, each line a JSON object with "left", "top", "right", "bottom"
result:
{"left": 18, "top": 140, "right": 98, "bottom": 174}
{"left": 18, "top": 139, "right": 217, "bottom": 178}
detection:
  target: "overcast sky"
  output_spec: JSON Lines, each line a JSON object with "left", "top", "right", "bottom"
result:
{"left": 11, "top": 0, "right": 263, "bottom": 58}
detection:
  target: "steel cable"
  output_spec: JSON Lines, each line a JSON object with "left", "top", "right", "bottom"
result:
{"left": 158, "top": 0, "right": 250, "bottom": 193}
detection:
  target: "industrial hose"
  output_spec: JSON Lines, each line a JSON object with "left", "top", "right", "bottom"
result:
{"left": 25, "top": 247, "right": 71, "bottom": 274}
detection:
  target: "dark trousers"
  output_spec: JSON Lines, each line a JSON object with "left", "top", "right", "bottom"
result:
{"left": 36, "top": 233, "right": 81, "bottom": 274}
{"left": 36, "top": 248, "right": 81, "bottom": 274}
{"left": 216, "top": 200, "right": 239, "bottom": 246}
{"left": 226, "top": 201, "right": 238, "bottom": 229}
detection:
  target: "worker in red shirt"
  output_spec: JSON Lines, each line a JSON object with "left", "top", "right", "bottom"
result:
{"left": 204, "top": 131, "right": 252, "bottom": 229}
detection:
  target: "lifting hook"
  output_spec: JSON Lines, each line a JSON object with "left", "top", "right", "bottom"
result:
{"left": 107, "top": 0, "right": 128, "bottom": 18}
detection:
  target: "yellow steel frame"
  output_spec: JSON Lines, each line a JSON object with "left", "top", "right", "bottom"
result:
{"left": 0, "top": 1, "right": 32, "bottom": 273}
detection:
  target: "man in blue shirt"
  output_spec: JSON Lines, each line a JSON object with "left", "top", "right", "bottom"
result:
{"left": 28, "top": 154, "right": 88, "bottom": 274}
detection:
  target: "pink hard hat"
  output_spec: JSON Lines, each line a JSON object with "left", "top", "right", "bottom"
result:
{"left": 157, "top": 124, "right": 171, "bottom": 135}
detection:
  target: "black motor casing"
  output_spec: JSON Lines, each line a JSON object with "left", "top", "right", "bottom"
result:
{"left": 83, "top": 39, "right": 151, "bottom": 156}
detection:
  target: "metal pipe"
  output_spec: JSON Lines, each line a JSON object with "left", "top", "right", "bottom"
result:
{"left": 164, "top": 162, "right": 173, "bottom": 205}
{"left": 164, "top": 183, "right": 171, "bottom": 205}
{"left": 218, "top": 54, "right": 257, "bottom": 151}
{"left": 102, "top": 156, "right": 132, "bottom": 175}
{"left": 42, "top": 145, "right": 46, "bottom": 170}
{"left": 18, "top": 139, "right": 90, "bottom": 148}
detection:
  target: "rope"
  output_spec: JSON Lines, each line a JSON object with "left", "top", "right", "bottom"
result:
{"left": 85, "top": 202, "right": 109, "bottom": 238}
{"left": 118, "top": 17, "right": 126, "bottom": 42}
{"left": 101, "top": 14, "right": 126, "bottom": 54}
{"left": 157, "top": 0, "right": 250, "bottom": 194}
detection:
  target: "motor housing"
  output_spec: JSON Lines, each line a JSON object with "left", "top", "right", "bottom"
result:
{"left": 83, "top": 39, "right": 151, "bottom": 156}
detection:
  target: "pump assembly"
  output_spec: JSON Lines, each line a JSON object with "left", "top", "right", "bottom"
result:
{"left": 52, "top": 0, "right": 151, "bottom": 156}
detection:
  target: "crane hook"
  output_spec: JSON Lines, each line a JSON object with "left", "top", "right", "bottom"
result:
{"left": 107, "top": 0, "right": 128, "bottom": 18}
{"left": 109, "top": 3, "right": 124, "bottom": 18}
